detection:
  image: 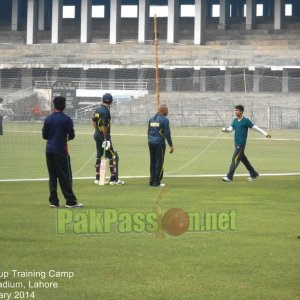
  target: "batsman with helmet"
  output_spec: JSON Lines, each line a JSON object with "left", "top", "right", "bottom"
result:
{"left": 93, "top": 93, "right": 124, "bottom": 186}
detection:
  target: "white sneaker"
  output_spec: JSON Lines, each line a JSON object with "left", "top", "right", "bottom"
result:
{"left": 222, "top": 177, "right": 232, "bottom": 182}
{"left": 109, "top": 180, "right": 125, "bottom": 186}
{"left": 94, "top": 180, "right": 99, "bottom": 185}
{"left": 50, "top": 204, "right": 61, "bottom": 208}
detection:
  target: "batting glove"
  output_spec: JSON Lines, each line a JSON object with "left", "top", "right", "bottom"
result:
{"left": 102, "top": 140, "right": 111, "bottom": 150}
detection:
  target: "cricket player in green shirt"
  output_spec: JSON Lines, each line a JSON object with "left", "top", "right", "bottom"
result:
{"left": 222, "top": 105, "right": 271, "bottom": 182}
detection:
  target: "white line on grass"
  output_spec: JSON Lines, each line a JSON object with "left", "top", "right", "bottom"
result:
{"left": 6, "top": 130, "right": 300, "bottom": 142}
{"left": 1, "top": 173, "right": 299, "bottom": 183}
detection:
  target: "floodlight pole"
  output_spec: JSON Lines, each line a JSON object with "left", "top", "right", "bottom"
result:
{"left": 154, "top": 14, "right": 160, "bottom": 108}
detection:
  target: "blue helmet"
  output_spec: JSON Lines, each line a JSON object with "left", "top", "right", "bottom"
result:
{"left": 102, "top": 93, "right": 113, "bottom": 104}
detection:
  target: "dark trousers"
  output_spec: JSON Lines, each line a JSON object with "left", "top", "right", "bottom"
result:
{"left": 46, "top": 153, "right": 77, "bottom": 205}
{"left": 149, "top": 143, "right": 166, "bottom": 186}
{"left": 0, "top": 116, "right": 3, "bottom": 135}
{"left": 227, "top": 144, "right": 258, "bottom": 180}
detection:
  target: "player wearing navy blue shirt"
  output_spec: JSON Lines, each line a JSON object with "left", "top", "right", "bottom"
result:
{"left": 148, "top": 104, "right": 174, "bottom": 187}
{"left": 42, "top": 96, "right": 83, "bottom": 208}
{"left": 222, "top": 105, "right": 271, "bottom": 182}
{"left": 93, "top": 93, "right": 124, "bottom": 185}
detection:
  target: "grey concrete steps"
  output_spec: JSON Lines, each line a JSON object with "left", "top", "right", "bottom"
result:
{"left": 206, "top": 28, "right": 300, "bottom": 35}
{"left": 205, "top": 39, "right": 300, "bottom": 46}
{"left": 111, "top": 92, "right": 300, "bottom": 127}
{"left": 0, "top": 41, "right": 300, "bottom": 68}
{"left": 206, "top": 33, "right": 300, "bottom": 41}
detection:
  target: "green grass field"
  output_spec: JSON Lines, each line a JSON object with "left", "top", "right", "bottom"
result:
{"left": 0, "top": 122, "right": 300, "bottom": 299}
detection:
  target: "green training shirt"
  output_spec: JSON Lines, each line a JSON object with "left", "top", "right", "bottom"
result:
{"left": 231, "top": 117, "right": 254, "bottom": 145}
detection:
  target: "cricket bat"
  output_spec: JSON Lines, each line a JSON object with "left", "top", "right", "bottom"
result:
{"left": 99, "top": 148, "right": 107, "bottom": 186}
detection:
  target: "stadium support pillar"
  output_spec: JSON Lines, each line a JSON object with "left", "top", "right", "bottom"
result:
{"left": 11, "top": 0, "right": 20, "bottom": 31}
{"left": 52, "top": 0, "right": 63, "bottom": 44}
{"left": 274, "top": 0, "right": 284, "bottom": 30}
{"left": 282, "top": 69, "right": 289, "bottom": 93}
{"left": 194, "top": 0, "right": 207, "bottom": 45}
{"left": 218, "top": 0, "right": 230, "bottom": 30}
{"left": 138, "top": 0, "right": 150, "bottom": 43}
{"left": 38, "top": 0, "right": 45, "bottom": 31}
{"left": 81, "top": 0, "right": 92, "bottom": 43}
{"left": 21, "top": 69, "right": 32, "bottom": 89}
{"left": 109, "top": 69, "right": 116, "bottom": 90}
{"left": 167, "top": 0, "right": 180, "bottom": 44}
{"left": 27, "top": 0, "right": 38, "bottom": 44}
{"left": 253, "top": 69, "right": 260, "bottom": 92}
{"left": 246, "top": 0, "right": 256, "bottom": 30}
{"left": 110, "top": 0, "right": 121, "bottom": 44}
{"left": 225, "top": 69, "right": 231, "bottom": 93}
{"left": 200, "top": 69, "right": 206, "bottom": 92}
{"left": 166, "top": 70, "right": 173, "bottom": 92}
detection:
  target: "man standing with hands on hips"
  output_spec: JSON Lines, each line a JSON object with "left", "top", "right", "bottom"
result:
{"left": 42, "top": 96, "right": 83, "bottom": 208}
{"left": 148, "top": 104, "right": 174, "bottom": 187}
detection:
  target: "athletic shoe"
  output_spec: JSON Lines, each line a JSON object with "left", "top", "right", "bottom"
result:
{"left": 109, "top": 180, "right": 125, "bottom": 186}
{"left": 50, "top": 204, "right": 61, "bottom": 208}
{"left": 152, "top": 183, "right": 166, "bottom": 187}
{"left": 65, "top": 203, "right": 84, "bottom": 208}
{"left": 248, "top": 174, "right": 259, "bottom": 182}
{"left": 222, "top": 177, "right": 232, "bottom": 182}
{"left": 94, "top": 180, "right": 99, "bottom": 185}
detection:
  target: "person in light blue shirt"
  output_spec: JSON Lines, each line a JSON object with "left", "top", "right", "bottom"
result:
{"left": 222, "top": 105, "right": 271, "bottom": 182}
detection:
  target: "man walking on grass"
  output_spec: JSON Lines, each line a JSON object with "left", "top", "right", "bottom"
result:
{"left": 222, "top": 105, "right": 271, "bottom": 182}
{"left": 42, "top": 96, "right": 83, "bottom": 208}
